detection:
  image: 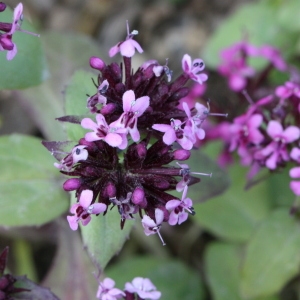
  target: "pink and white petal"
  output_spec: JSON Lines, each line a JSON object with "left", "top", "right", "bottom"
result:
{"left": 290, "top": 147, "right": 300, "bottom": 162}
{"left": 10, "top": 3, "right": 23, "bottom": 33}
{"left": 122, "top": 90, "right": 136, "bottom": 111}
{"left": 265, "top": 152, "right": 278, "bottom": 170}
{"left": 168, "top": 211, "right": 179, "bottom": 226}
{"left": 290, "top": 181, "right": 300, "bottom": 196}
{"left": 248, "top": 114, "right": 263, "bottom": 128}
{"left": 267, "top": 120, "right": 283, "bottom": 138}
{"left": 6, "top": 44, "right": 17, "bottom": 60}
{"left": 129, "top": 126, "right": 140, "bottom": 142}
{"left": 105, "top": 132, "right": 123, "bottom": 147}
{"left": 289, "top": 167, "right": 300, "bottom": 178}
{"left": 195, "top": 73, "right": 208, "bottom": 84}
{"left": 152, "top": 124, "right": 171, "bottom": 133}
{"left": 176, "top": 180, "right": 186, "bottom": 192}
{"left": 120, "top": 40, "right": 136, "bottom": 57}
{"left": 117, "top": 134, "right": 128, "bottom": 150}
{"left": 80, "top": 215, "right": 91, "bottom": 226}
{"left": 81, "top": 118, "right": 98, "bottom": 130}
{"left": 163, "top": 129, "right": 176, "bottom": 145}
{"left": 85, "top": 132, "right": 100, "bottom": 142}
{"left": 108, "top": 288, "right": 125, "bottom": 297}
{"left": 182, "top": 102, "right": 191, "bottom": 118}
{"left": 283, "top": 126, "right": 300, "bottom": 143}
{"left": 165, "top": 199, "right": 181, "bottom": 210}
{"left": 96, "top": 114, "right": 108, "bottom": 126}
{"left": 79, "top": 190, "right": 93, "bottom": 208}
{"left": 178, "top": 136, "right": 193, "bottom": 150}
{"left": 131, "top": 39, "right": 143, "bottom": 53}
{"left": 102, "top": 278, "right": 115, "bottom": 289}
{"left": 196, "top": 128, "right": 205, "bottom": 140}
{"left": 133, "top": 96, "right": 150, "bottom": 116}
{"left": 91, "top": 203, "right": 107, "bottom": 214}
{"left": 182, "top": 54, "right": 192, "bottom": 73}
{"left": 108, "top": 44, "right": 120, "bottom": 57}
{"left": 249, "top": 129, "right": 264, "bottom": 145}
{"left": 275, "top": 86, "right": 291, "bottom": 98}
{"left": 69, "top": 203, "right": 80, "bottom": 214}
{"left": 142, "top": 215, "right": 157, "bottom": 228}
{"left": 155, "top": 208, "right": 164, "bottom": 224}
{"left": 67, "top": 215, "right": 79, "bottom": 231}
{"left": 178, "top": 212, "right": 188, "bottom": 225}
{"left": 142, "top": 278, "right": 157, "bottom": 291}
{"left": 124, "top": 282, "right": 136, "bottom": 293}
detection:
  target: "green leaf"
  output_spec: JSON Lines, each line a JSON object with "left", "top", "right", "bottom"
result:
{"left": 193, "top": 164, "right": 273, "bottom": 242}
{"left": 64, "top": 70, "right": 97, "bottom": 141}
{"left": 0, "top": 7, "right": 47, "bottom": 89}
{"left": 81, "top": 204, "right": 134, "bottom": 270}
{"left": 106, "top": 256, "right": 205, "bottom": 300}
{"left": 0, "top": 134, "right": 68, "bottom": 226}
{"left": 240, "top": 208, "right": 300, "bottom": 298}
{"left": 19, "top": 32, "right": 102, "bottom": 140}
{"left": 205, "top": 242, "right": 242, "bottom": 300}
{"left": 42, "top": 219, "right": 98, "bottom": 300}
{"left": 202, "top": 1, "right": 297, "bottom": 69}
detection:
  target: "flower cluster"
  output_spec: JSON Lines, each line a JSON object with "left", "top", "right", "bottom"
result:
{"left": 43, "top": 22, "right": 213, "bottom": 244}
{"left": 0, "top": 2, "right": 39, "bottom": 60}
{"left": 96, "top": 277, "right": 161, "bottom": 300}
{"left": 204, "top": 40, "right": 300, "bottom": 199}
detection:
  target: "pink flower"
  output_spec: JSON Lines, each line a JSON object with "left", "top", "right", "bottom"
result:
{"left": 254, "top": 121, "right": 300, "bottom": 169}
{"left": 67, "top": 190, "right": 107, "bottom": 230}
{"left": 141, "top": 209, "right": 165, "bottom": 245}
{"left": 152, "top": 118, "right": 194, "bottom": 150}
{"left": 54, "top": 145, "right": 88, "bottom": 171}
{"left": 178, "top": 83, "right": 206, "bottom": 110}
{"left": 109, "top": 21, "right": 143, "bottom": 57}
{"left": 275, "top": 81, "right": 300, "bottom": 100}
{"left": 182, "top": 102, "right": 206, "bottom": 143}
{"left": 259, "top": 45, "right": 287, "bottom": 71}
{"left": 166, "top": 186, "right": 194, "bottom": 225}
{"left": 81, "top": 114, "right": 127, "bottom": 148}
{"left": 290, "top": 167, "right": 300, "bottom": 196}
{"left": 182, "top": 54, "right": 208, "bottom": 85}
{"left": 96, "top": 278, "right": 125, "bottom": 300}
{"left": 125, "top": 277, "right": 161, "bottom": 300}
{"left": 110, "top": 90, "right": 149, "bottom": 142}
{"left": 87, "top": 80, "right": 109, "bottom": 113}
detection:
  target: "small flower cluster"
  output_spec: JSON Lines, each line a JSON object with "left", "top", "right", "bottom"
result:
{"left": 96, "top": 277, "right": 161, "bottom": 300}
{"left": 43, "top": 22, "right": 213, "bottom": 244}
{"left": 0, "top": 2, "right": 39, "bottom": 60}
{"left": 205, "top": 40, "right": 300, "bottom": 198}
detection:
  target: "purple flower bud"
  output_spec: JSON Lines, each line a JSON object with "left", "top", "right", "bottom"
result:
{"left": 89, "top": 56, "right": 105, "bottom": 71}
{"left": 63, "top": 178, "right": 81, "bottom": 191}
{"left": 132, "top": 187, "right": 145, "bottom": 205}
{"left": 104, "top": 182, "right": 116, "bottom": 198}
{"left": 0, "top": 2, "right": 6, "bottom": 12}
{"left": 136, "top": 143, "right": 147, "bottom": 158}
{"left": 100, "top": 103, "right": 116, "bottom": 115}
{"left": 173, "top": 149, "right": 191, "bottom": 160}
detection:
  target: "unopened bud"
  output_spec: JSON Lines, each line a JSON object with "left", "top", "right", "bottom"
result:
{"left": 63, "top": 178, "right": 81, "bottom": 191}
{"left": 89, "top": 56, "right": 105, "bottom": 71}
{"left": 101, "top": 103, "right": 116, "bottom": 115}
{"left": 173, "top": 149, "right": 191, "bottom": 161}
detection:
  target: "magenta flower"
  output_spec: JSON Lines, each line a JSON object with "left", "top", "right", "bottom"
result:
{"left": 275, "top": 81, "right": 300, "bottom": 100}
{"left": 109, "top": 21, "right": 143, "bottom": 57}
{"left": 81, "top": 114, "right": 127, "bottom": 148}
{"left": 254, "top": 121, "right": 300, "bottom": 169}
{"left": 142, "top": 209, "right": 166, "bottom": 245}
{"left": 54, "top": 145, "right": 88, "bottom": 171}
{"left": 182, "top": 54, "right": 208, "bottom": 85}
{"left": 0, "top": 3, "right": 39, "bottom": 60}
{"left": 182, "top": 102, "right": 206, "bottom": 143}
{"left": 87, "top": 80, "right": 109, "bottom": 113}
{"left": 290, "top": 167, "right": 300, "bottom": 196}
{"left": 67, "top": 190, "right": 107, "bottom": 230}
{"left": 110, "top": 90, "right": 149, "bottom": 142}
{"left": 125, "top": 277, "right": 161, "bottom": 300}
{"left": 259, "top": 45, "right": 287, "bottom": 71}
{"left": 96, "top": 278, "right": 125, "bottom": 300}
{"left": 152, "top": 118, "right": 194, "bottom": 150}
{"left": 166, "top": 186, "right": 194, "bottom": 225}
